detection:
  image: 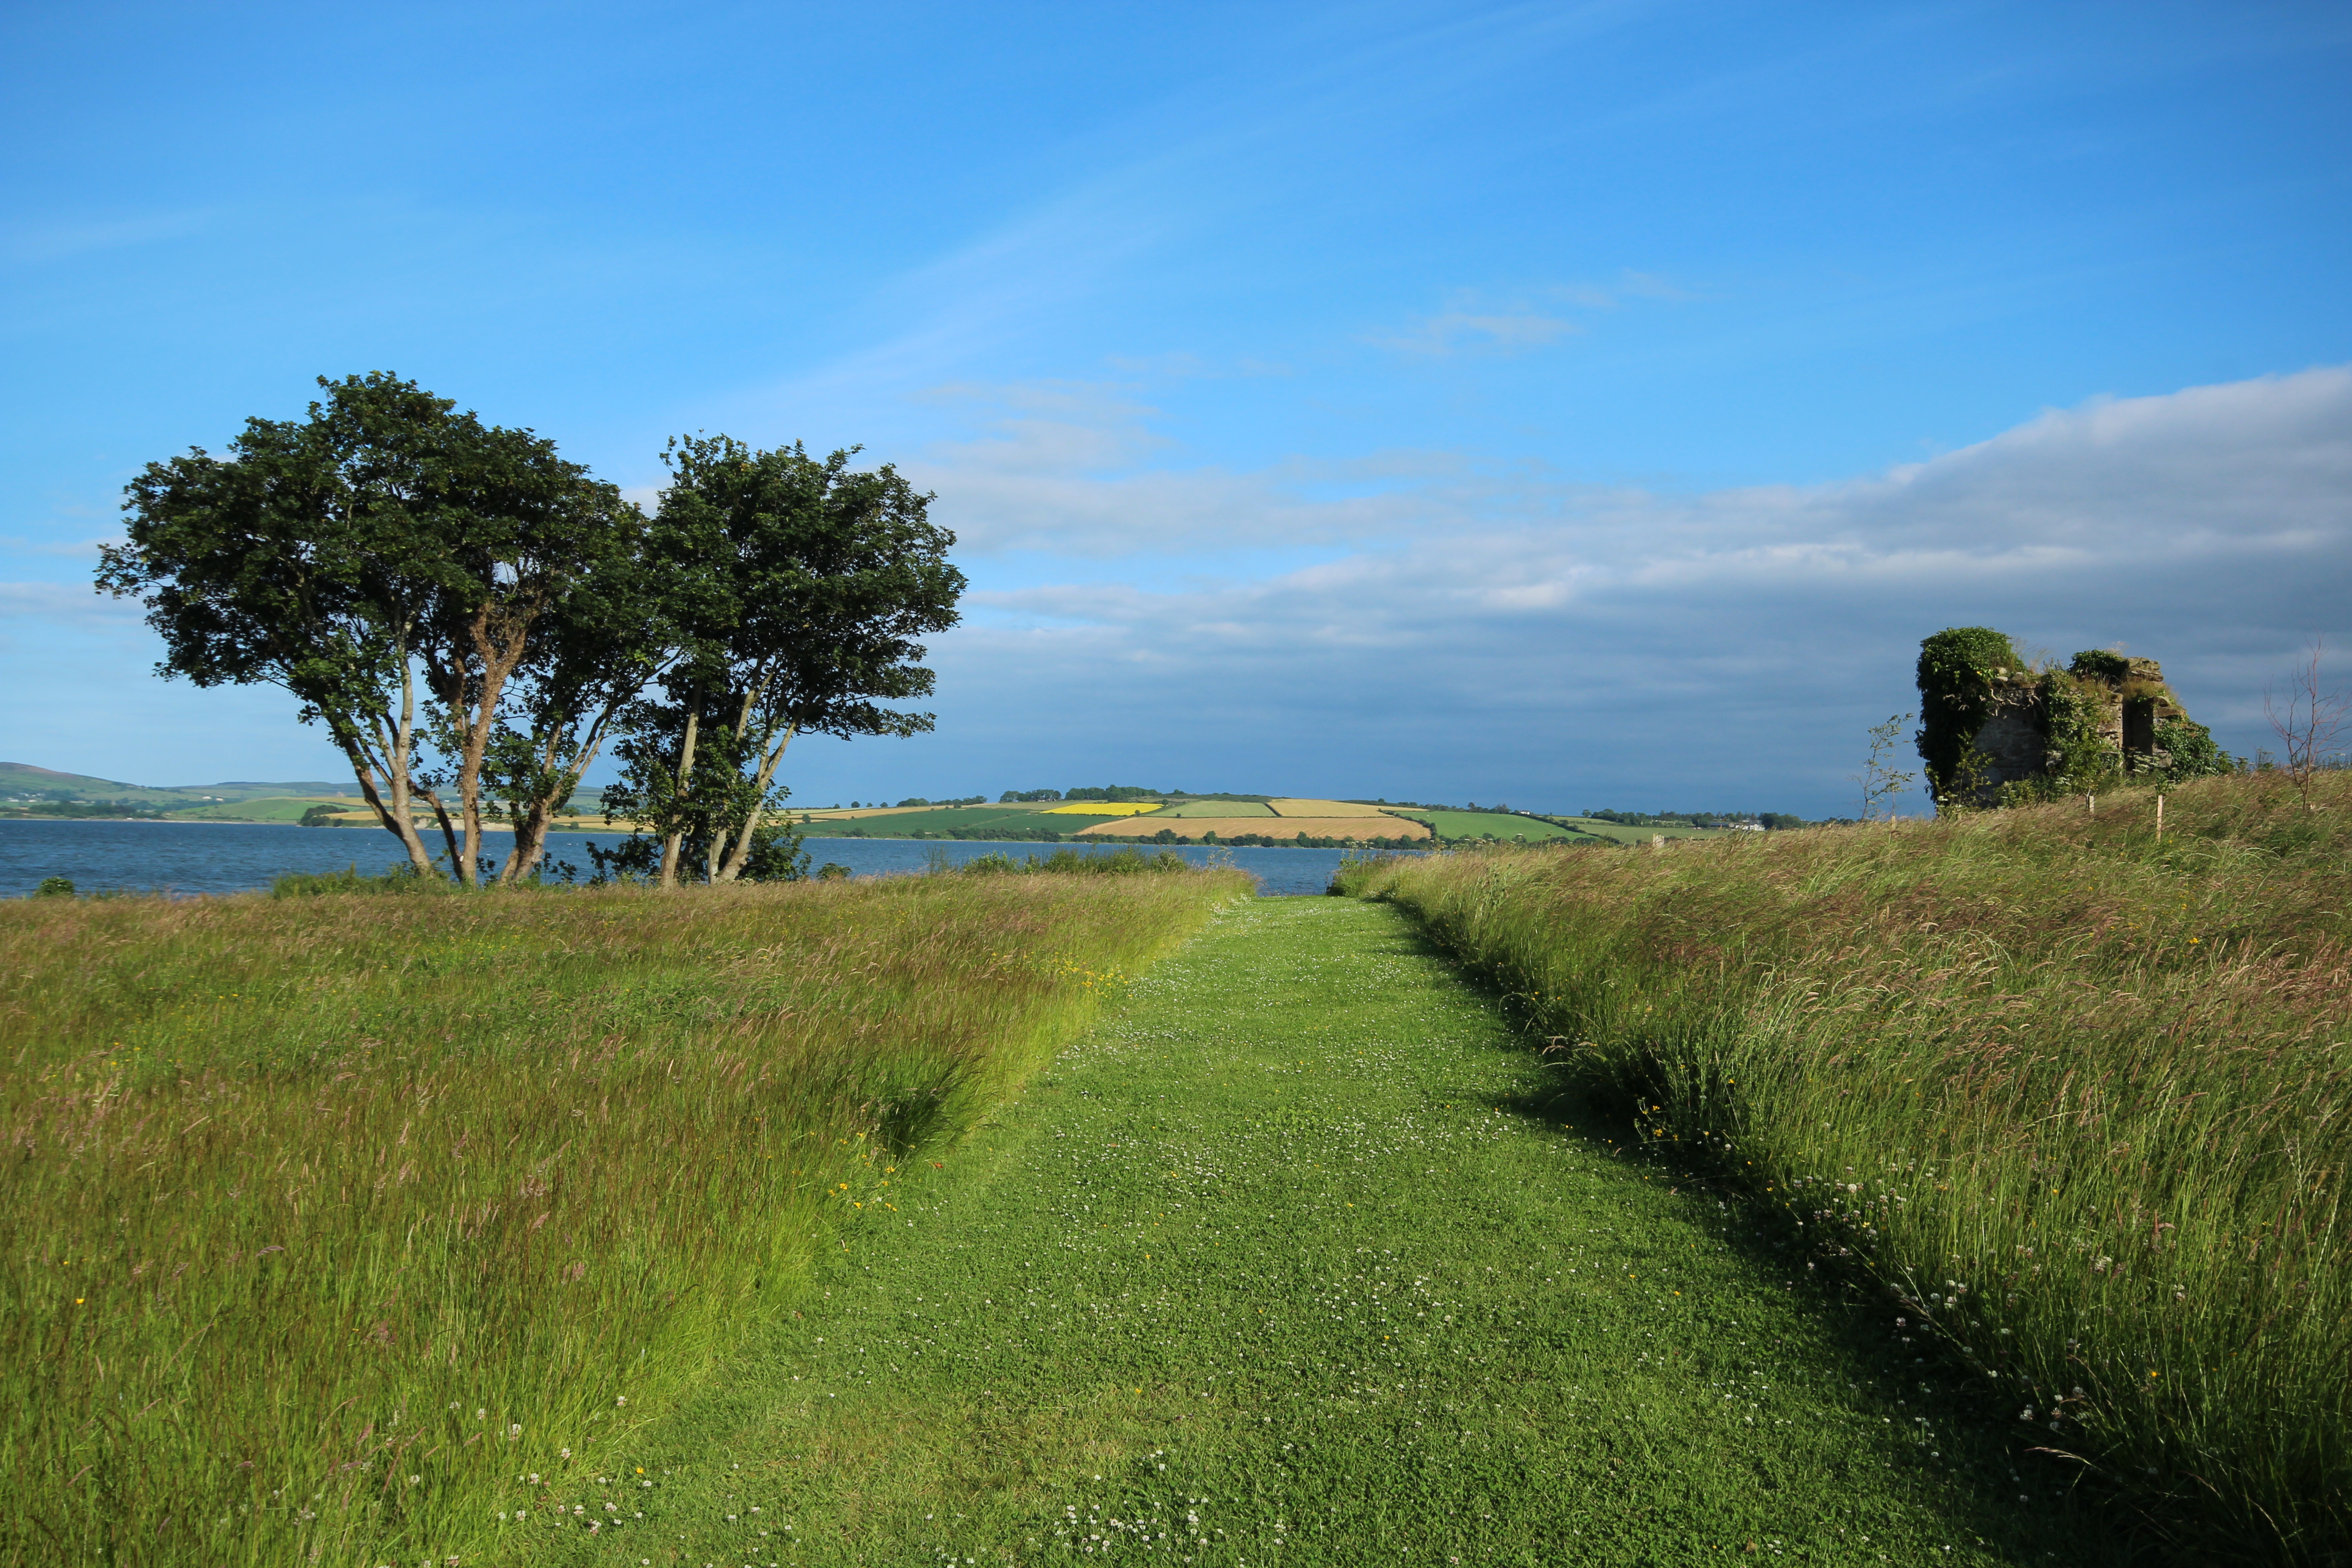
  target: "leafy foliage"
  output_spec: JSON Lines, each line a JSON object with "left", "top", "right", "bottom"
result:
{"left": 601, "top": 436, "right": 964, "bottom": 886}
{"left": 2151, "top": 717, "right": 2235, "bottom": 785}
{"left": 98, "top": 373, "right": 655, "bottom": 885}
{"left": 98, "top": 379, "right": 965, "bottom": 892}
{"left": 1914, "top": 627, "right": 2023, "bottom": 798}
{"left": 2038, "top": 664, "right": 2121, "bottom": 793}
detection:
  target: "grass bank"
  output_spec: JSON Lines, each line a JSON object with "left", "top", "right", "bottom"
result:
{"left": 555, "top": 898, "right": 2112, "bottom": 1566}
{"left": 0, "top": 866, "right": 1248, "bottom": 1566}
{"left": 1336, "top": 770, "right": 2352, "bottom": 1562}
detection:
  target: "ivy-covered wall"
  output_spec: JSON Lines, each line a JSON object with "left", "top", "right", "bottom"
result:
{"left": 1913, "top": 627, "right": 2235, "bottom": 809}
{"left": 1915, "top": 627, "right": 2024, "bottom": 803}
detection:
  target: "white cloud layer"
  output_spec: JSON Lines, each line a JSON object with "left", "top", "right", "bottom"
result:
{"left": 7, "top": 371, "right": 2343, "bottom": 813}
{"left": 902, "top": 368, "right": 2352, "bottom": 811}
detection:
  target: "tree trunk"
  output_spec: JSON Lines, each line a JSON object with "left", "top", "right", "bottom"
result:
{"left": 499, "top": 709, "right": 621, "bottom": 886}
{"left": 337, "top": 660, "right": 442, "bottom": 877}
{"left": 714, "top": 722, "right": 795, "bottom": 883}
{"left": 657, "top": 706, "right": 700, "bottom": 890}
{"left": 452, "top": 602, "right": 534, "bottom": 887}
{"left": 335, "top": 734, "right": 437, "bottom": 875}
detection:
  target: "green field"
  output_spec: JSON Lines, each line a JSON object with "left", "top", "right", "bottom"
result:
{"left": 1386, "top": 808, "right": 1602, "bottom": 842}
{"left": 2, "top": 867, "right": 1247, "bottom": 1565}
{"left": 582, "top": 897, "right": 2114, "bottom": 1565}
{"left": 1340, "top": 771, "right": 2352, "bottom": 1559}
{"left": 795, "top": 803, "right": 1058, "bottom": 836}
{"left": 1543, "top": 816, "right": 1728, "bottom": 844}
{"left": 1154, "top": 799, "right": 1272, "bottom": 817}
{"left": 19, "top": 803, "right": 2305, "bottom": 1561}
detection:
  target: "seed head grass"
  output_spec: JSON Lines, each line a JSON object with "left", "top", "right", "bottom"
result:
{"left": 1337, "top": 768, "right": 2352, "bottom": 1560}
{"left": 0, "top": 867, "right": 1248, "bottom": 1565}
{"left": 583, "top": 897, "right": 2115, "bottom": 1566}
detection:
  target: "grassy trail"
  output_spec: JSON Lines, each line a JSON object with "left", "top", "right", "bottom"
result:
{"left": 567, "top": 899, "right": 2117, "bottom": 1566}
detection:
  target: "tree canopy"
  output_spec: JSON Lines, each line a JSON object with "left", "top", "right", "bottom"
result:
{"left": 98, "top": 377, "right": 961, "bottom": 886}
{"left": 600, "top": 435, "right": 965, "bottom": 887}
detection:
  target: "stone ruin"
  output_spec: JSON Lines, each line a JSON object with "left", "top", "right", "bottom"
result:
{"left": 1967, "top": 654, "right": 2190, "bottom": 799}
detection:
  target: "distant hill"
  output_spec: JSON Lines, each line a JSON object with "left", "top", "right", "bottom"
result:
{"left": 0, "top": 761, "right": 357, "bottom": 806}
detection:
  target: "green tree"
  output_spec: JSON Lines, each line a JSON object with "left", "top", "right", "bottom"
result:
{"left": 471, "top": 510, "right": 674, "bottom": 884}
{"left": 100, "top": 374, "right": 472, "bottom": 875}
{"left": 1914, "top": 626, "right": 2023, "bottom": 805}
{"left": 99, "top": 373, "right": 655, "bottom": 884}
{"left": 605, "top": 436, "right": 965, "bottom": 888}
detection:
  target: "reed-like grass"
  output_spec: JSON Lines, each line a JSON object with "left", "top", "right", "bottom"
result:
{"left": 0, "top": 867, "right": 1248, "bottom": 1566}
{"left": 1337, "top": 770, "right": 2351, "bottom": 1562}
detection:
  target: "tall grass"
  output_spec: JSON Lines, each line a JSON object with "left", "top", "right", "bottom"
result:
{"left": 1338, "top": 771, "right": 2351, "bottom": 1562}
{"left": 937, "top": 844, "right": 1210, "bottom": 877}
{"left": 1, "top": 868, "right": 1248, "bottom": 1565}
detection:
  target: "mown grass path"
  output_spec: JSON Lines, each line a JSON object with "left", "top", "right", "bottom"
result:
{"left": 562, "top": 899, "right": 2117, "bottom": 1567}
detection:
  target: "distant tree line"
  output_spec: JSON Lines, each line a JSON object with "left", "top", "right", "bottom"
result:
{"left": 98, "top": 373, "right": 963, "bottom": 888}
{"left": 1, "top": 802, "right": 170, "bottom": 820}
{"left": 1580, "top": 808, "right": 1808, "bottom": 829}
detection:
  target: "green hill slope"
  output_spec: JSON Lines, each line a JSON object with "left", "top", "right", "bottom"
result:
{"left": 0, "top": 761, "right": 356, "bottom": 805}
{"left": 1387, "top": 808, "right": 1602, "bottom": 842}
{"left": 795, "top": 804, "right": 1060, "bottom": 837}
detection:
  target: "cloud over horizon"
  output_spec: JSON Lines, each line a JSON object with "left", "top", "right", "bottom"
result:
{"left": 7, "top": 368, "right": 2344, "bottom": 811}
{"left": 895, "top": 368, "right": 2352, "bottom": 811}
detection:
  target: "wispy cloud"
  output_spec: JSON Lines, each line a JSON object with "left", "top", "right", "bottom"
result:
{"left": 1365, "top": 274, "right": 1694, "bottom": 357}
{"left": 4, "top": 207, "right": 222, "bottom": 265}
{"left": 0, "top": 581, "right": 145, "bottom": 632}
{"left": 1373, "top": 305, "right": 1584, "bottom": 357}
{"left": 0, "top": 534, "right": 117, "bottom": 560}
{"left": 911, "top": 368, "right": 2352, "bottom": 807}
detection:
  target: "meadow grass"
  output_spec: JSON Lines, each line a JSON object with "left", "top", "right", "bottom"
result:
{"left": 1387, "top": 809, "right": 1610, "bottom": 844}
{"left": 1336, "top": 769, "right": 2352, "bottom": 1561}
{"left": 562, "top": 897, "right": 2115, "bottom": 1566}
{"left": 0, "top": 867, "right": 1248, "bottom": 1566}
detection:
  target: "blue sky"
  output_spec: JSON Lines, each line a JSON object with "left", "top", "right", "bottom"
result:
{"left": 5, "top": 1, "right": 2348, "bottom": 815}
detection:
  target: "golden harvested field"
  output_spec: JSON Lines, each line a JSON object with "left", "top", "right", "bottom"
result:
{"left": 1153, "top": 799, "right": 1274, "bottom": 818}
{"left": 1042, "top": 802, "right": 1164, "bottom": 817}
{"left": 1267, "top": 798, "right": 1393, "bottom": 817}
{"left": 1075, "top": 814, "right": 1430, "bottom": 840}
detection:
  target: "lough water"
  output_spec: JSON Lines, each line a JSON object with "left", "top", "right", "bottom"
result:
{"left": 0, "top": 820, "right": 1373, "bottom": 899}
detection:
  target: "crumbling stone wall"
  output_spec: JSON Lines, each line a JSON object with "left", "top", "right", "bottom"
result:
{"left": 1917, "top": 627, "right": 2220, "bottom": 807}
{"left": 1969, "top": 676, "right": 2049, "bottom": 792}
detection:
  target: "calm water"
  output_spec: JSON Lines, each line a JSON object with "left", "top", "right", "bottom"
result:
{"left": 0, "top": 819, "right": 1375, "bottom": 898}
